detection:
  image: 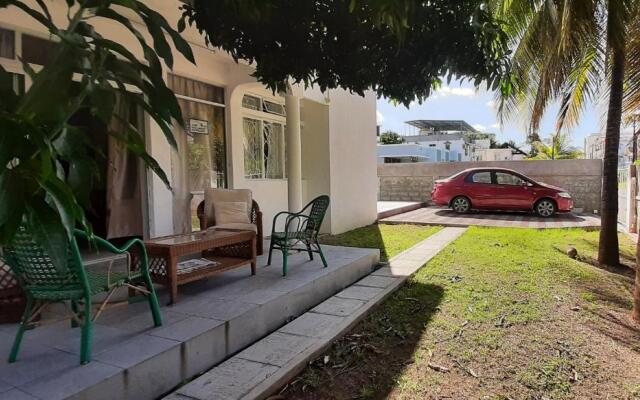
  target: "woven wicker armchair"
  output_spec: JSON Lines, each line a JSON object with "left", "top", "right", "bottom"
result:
{"left": 267, "top": 195, "right": 330, "bottom": 276}
{"left": 2, "top": 227, "right": 162, "bottom": 364}
{"left": 196, "top": 190, "right": 263, "bottom": 255}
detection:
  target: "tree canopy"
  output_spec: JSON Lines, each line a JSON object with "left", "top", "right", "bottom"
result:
{"left": 180, "top": 0, "right": 511, "bottom": 105}
{"left": 379, "top": 131, "right": 405, "bottom": 144}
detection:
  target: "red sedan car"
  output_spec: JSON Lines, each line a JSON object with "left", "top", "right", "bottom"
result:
{"left": 431, "top": 168, "right": 573, "bottom": 217}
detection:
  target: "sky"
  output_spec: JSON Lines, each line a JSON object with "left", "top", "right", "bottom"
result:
{"left": 375, "top": 79, "right": 624, "bottom": 149}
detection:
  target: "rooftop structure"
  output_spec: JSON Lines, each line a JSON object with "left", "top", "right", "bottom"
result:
{"left": 405, "top": 119, "right": 478, "bottom": 134}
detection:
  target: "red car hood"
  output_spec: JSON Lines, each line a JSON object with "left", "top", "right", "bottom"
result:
{"left": 537, "top": 182, "right": 566, "bottom": 192}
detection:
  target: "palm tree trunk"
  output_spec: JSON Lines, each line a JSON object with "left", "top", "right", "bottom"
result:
{"left": 598, "top": 45, "right": 624, "bottom": 267}
{"left": 634, "top": 237, "right": 640, "bottom": 321}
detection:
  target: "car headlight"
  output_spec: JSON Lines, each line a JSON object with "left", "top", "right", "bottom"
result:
{"left": 558, "top": 192, "right": 571, "bottom": 198}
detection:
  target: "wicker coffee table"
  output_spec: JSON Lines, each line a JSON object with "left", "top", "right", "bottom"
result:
{"left": 145, "top": 229, "right": 256, "bottom": 304}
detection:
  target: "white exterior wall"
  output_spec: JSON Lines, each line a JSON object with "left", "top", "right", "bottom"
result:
{"left": 300, "top": 99, "right": 332, "bottom": 232}
{"left": 0, "top": 0, "right": 378, "bottom": 237}
{"left": 325, "top": 89, "right": 378, "bottom": 234}
{"left": 476, "top": 148, "right": 525, "bottom": 161}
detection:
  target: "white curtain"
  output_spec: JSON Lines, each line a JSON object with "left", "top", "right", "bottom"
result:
{"left": 106, "top": 97, "right": 144, "bottom": 238}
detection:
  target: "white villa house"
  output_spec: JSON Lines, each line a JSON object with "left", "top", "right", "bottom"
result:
{"left": 377, "top": 120, "right": 494, "bottom": 163}
{"left": 0, "top": 0, "right": 379, "bottom": 238}
{"left": 584, "top": 132, "right": 634, "bottom": 167}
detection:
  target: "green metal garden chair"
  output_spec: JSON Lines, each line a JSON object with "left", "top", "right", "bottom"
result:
{"left": 267, "top": 195, "right": 330, "bottom": 276}
{"left": 1, "top": 226, "right": 162, "bottom": 364}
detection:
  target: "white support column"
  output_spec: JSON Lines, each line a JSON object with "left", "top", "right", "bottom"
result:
{"left": 285, "top": 94, "right": 303, "bottom": 212}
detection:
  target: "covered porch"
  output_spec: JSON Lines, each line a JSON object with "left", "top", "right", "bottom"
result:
{"left": 0, "top": 243, "right": 379, "bottom": 400}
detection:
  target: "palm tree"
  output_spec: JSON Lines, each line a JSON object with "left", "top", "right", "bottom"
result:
{"left": 527, "top": 133, "right": 583, "bottom": 160}
{"left": 493, "top": 0, "right": 640, "bottom": 269}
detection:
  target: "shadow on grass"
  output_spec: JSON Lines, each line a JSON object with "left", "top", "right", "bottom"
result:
{"left": 319, "top": 223, "right": 439, "bottom": 263}
{"left": 580, "top": 237, "right": 636, "bottom": 266}
{"left": 281, "top": 281, "right": 444, "bottom": 400}
{"left": 319, "top": 223, "right": 388, "bottom": 261}
{"left": 552, "top": 245, "right": 636, "bottom": 279}
{"left": 587, "top": 309, "right": 640, "bottom": 353}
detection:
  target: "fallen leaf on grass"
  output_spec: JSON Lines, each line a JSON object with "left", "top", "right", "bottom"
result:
{"left": 454, "top": 359, "right": 479, "bottom": 378}
{"left": 428, "top": 362, "right": 450, "bottom": 373}
{"left": 362, "top": 343, "right": 384, "bottom": 354}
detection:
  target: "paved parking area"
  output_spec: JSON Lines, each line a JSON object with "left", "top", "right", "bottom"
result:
{"left": 380, "top": 206, "right": 601, "bottom": 229}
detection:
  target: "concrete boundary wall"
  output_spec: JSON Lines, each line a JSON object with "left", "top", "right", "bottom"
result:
{"left": 378, "top": 159, "right": 603, "bottom": 213}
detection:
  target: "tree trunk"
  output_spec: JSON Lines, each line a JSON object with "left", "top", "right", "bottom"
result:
{"left": 597, "top": 45, "right": 624, "bottom": 267}
{"left": 634, "top": 236, "right": 640, "bottom": 322}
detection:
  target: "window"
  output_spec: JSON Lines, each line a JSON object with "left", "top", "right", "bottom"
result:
{"left": 428, "top": 143, "right": 436, "bottom": 147}
{"left": 242, "top": 94, "right": 261, "bottom": 110}
{"left": 1, "top": 72, "right": 24, "bottom": 95}
{"left": 0, "top": 28, "right": 14, "bottom": 59}
{"left": 243, "top": 117, "right": 285, "bottom": 179}
{"left": 243, "top": 118, "right": 263, "bottom": 179}
{"left": 22, "top": 34, "right": 57, "bottom": 66}
{"left": 495, "top": 172, "right": 525, "bottom": 186}
{"left": 168, "top": 74, "right": 224, "bottom": 104}
{"left": 471, "top": 171, "right": 491, "bottom": 183}
{"left": 262, "top": 99, "right": 285, "bottom": 116}
{"left": 168, "top": 75, "right": 227, "bottom": 233}
{"left": 242, "top": 94, "right": 286, "bottom": 116}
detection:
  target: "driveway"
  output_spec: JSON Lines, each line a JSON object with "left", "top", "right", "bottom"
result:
{"left": 379, "top": 206, "right": 601, "bottom": 229}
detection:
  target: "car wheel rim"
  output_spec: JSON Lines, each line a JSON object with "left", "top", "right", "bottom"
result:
{"left": 537, "top": 201, "right": 554, "bottom": 217}
{"left": 453, "top": 198, "right": 469, "bottom": 213}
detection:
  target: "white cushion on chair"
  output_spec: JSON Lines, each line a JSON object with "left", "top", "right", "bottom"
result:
{"left": 204, "top": 188, "right": 253, "bottom": 227}
{"left": 214, "top": 202, "right": 250, "bottom": 225}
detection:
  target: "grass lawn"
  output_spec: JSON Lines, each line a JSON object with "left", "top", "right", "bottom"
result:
{"left": 320, "top": 224, "right": 442, "bottom": 262}
{"left": 281, "top": 227, "right": 640, "bottom": 400}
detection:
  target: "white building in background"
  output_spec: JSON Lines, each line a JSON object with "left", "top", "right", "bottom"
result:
{"left": 584, "top": 132, "right": 634, "bottom": 166}
{"left": 475, "top": 148, "right": 527, "bottom": 161}
{"left": 377, "top": 120, "right": 494, "bottom": 163}
{"left": 0, "top": 0, "right": 378, "bottom": 237}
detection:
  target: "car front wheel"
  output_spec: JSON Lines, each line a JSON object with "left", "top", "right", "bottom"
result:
{"left": 451, "top": 196, "right": 471, "bottom": 214}
{"left": 535, "top": 199, "right": 556, "bottom": 217}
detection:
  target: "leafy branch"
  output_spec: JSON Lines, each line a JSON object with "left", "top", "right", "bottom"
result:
{"left": 0, "top": 0, "right": 194, "bottom": 269}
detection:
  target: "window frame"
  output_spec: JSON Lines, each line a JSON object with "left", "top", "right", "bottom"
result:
{"left": 242, "top": 116, "right": 286, "bottom": 180}
{"left": 466, "top": 170, "right": 493, "bottom": 184}
{"left": 495, "top": 171, "right": 525, "bottom": 186}
{"left": 241, "top": 92, "right": 287, "bottom": 181}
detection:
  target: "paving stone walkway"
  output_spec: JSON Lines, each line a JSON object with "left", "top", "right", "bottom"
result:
{"left": 165, "top": 227, "right": 467, "bottom": 400}
{"left": 381, "top": 206, "right": 600, "bottom": 229}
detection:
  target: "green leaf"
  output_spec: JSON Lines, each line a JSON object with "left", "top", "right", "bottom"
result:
{"left": 37, "top": 174, "right": 87, "bottom": 236}
{"left": 109, "top": 118, "right": 172, "bottom": 189}
{"left": 0, "top": 170, "right": 26, "bottom": 243}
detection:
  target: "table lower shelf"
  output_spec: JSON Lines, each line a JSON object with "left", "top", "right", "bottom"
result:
{"left": 174, "top": 256, "right": 254, "bottom": 285}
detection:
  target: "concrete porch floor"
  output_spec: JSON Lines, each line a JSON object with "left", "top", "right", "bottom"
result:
{"left": 0, "top": 243, "right": 379, "bottom": 400}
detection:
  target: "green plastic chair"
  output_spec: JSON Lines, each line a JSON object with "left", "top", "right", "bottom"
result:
{"left": 1, "top": 226, "right": 162, "bottom": 364}
{"left": 267, "top": 195, "right": 330, "bottom": 276}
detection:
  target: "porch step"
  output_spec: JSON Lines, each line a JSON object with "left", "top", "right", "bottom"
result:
{"left": 164, "top": 227, "right": 467, "bottom": 400}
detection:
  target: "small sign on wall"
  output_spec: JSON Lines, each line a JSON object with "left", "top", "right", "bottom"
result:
{"left": 188, "top": 118, "right": 209, "bottom": 135}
